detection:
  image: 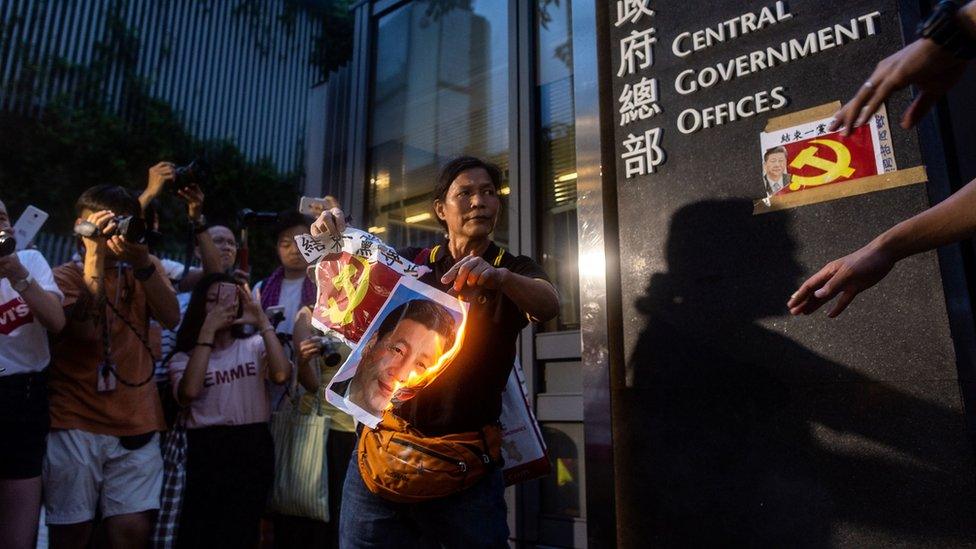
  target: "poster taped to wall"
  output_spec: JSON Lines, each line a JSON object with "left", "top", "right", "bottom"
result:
{"left": 759, "top": 105, "right": 896, "bottom": 202}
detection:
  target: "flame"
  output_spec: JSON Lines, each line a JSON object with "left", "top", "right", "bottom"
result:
{"left": 385, "top": 296, "right": 469, "bottom": 409}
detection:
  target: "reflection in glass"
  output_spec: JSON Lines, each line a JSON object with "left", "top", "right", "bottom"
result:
{"left": 367, "top": 1, "right": 510, "bottom": 250}
{"left": 536, "top": 0, "right": 579, "bottom": 331}
{"left": 541, "top": 422, "right": 584, "bottom": 518}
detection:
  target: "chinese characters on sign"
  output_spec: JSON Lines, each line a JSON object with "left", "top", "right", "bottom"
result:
{"left": 615, "top": 0, "right": 664, "bottom": 178}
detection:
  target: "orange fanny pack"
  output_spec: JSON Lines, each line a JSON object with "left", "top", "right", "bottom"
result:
{"left": 357, "top": 411, "right": 503, "bottom": 503}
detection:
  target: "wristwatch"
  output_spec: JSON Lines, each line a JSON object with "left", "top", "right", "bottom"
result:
{"left": 133, "top": 262, "right": 157, "bottom": 281}
{"left": 12, "top": 273, "right": 33, "bottom": 293}
{"left": 917, "top": 0, "right": 976, "bottom": 59}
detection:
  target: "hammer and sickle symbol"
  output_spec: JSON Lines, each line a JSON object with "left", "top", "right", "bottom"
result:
{"left": 324, "top": 255, "right": 371, "bottom": 325}
{"left": 788, "top": 139, "right": 856, "bottom": 190}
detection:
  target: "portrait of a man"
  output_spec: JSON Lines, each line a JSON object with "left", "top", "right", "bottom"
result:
{"left": 328, "top": 296, "right": 459, "bottom": 424}
{"left": 762, "top": 146, "right": 792, "bottom": 196}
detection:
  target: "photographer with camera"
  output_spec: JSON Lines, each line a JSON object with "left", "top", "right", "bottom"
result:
{"left": 0, "top": 199, "right": 65, "bottom": 549}
{"left": 44, "top": 185, "right": 179, "bottom": 549}
{"left": 138, "top": 161, "right": 241, "bottom": 292}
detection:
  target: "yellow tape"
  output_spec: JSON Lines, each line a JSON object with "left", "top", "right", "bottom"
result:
{"left": 752, "top": 166, "right": 928, "bottom": 214}
{"left": 764, "top": 101, "right": 842, "bottom": 132}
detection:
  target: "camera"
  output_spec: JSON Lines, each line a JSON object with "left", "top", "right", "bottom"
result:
{"left": 74, "top": 215, "right": 149, "bottom": 245}
{"left": 0, "top": 230, "right": 15, "bottom": 257}
{"left": 310, "top": 336, "right": 342, "bottom": 367}
{"left": 238, "top": 209, "right": 279, "bottom": 225}
{"left": 172, "top": 159, "right": 210, "bottom": 190}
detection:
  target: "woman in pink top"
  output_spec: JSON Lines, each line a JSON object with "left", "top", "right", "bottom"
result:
{"left": 167, "top": 273, "right": 291, "bottom": 548}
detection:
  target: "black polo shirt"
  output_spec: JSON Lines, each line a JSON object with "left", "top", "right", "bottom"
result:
{"left": 395, "top": 240, "right": 549, "bottom": 436}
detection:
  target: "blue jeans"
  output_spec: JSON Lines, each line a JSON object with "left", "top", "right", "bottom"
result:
{"left": 338, "top": 455, "right": 509, "bottom": 549}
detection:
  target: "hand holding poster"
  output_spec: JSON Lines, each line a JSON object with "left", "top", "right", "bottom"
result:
{"left": 296, "top": 229, "right": 550, "bottom": 484}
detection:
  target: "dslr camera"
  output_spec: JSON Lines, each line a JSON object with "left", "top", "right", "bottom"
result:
{"left": 309, "top": 336, "right": 342, "bottom": 367}
{"left": 74, "top": 215, "right": 149, "bottom": 245}
{"left": 172, "top": 159, "right": 210, "bottom": 191}
{"left": 0, "top": 230, "right": 15, "bottom": 258}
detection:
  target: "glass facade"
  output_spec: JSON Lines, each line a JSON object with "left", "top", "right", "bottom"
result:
{"left": 535, "top": 0, "right": 580, "bottom": 332}
{"left": 361, "top": 3, "right": 586, "bottom": 542}
{"left": 366, "top": 0, "right": 510, "bottom": 249}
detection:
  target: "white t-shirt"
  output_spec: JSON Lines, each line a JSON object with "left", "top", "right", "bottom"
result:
{"left": 156, "top": 291, "right": 191, "bottom": 382}
{"left": 168, "top": 335, "right": 270, "bottom": 429}
{"left": 253, "top": 277, "right": 305, "bottom": 410}
{"left": 160, "top": 258, "right": 186, "bottom": 284}
{"left": 0, "top": 250, "right": 63, "bottom": 376}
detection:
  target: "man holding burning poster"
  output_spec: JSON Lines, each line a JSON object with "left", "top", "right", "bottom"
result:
{"left": 311, "top": 156, "right": 559, "bottom": 547}
{"left": 329, "top": 294, "right": 460, "bottom": 422}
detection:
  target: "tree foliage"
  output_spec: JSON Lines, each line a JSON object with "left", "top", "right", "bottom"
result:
{"left": 0, "top": 0, "right": 358, "bottom": 281}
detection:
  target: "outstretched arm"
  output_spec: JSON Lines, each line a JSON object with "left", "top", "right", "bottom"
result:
{"left": 789, "top": 176, "right": 976, "bottom": 317}
{"left": 831, "top": 1, "right": 976, "bottom": 135}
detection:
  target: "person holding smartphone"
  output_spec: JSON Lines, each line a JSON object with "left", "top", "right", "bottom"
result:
{"left": 167, "top": 273, "right": 291, "bottom": 548}
{"left": 0, "top": 199, "right": 65, "bottom": 549}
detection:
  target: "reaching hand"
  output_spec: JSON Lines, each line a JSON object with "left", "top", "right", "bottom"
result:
{"left": 0, "top": 253, "right": 28, "bottom": 281}
{"left": 201, "top": 304, "right": 236, "bottom": 339}
{"left": 788, "top": 242, "right": 898, "bottom": 318}
{"left": 106, "top": 235, "right": 151, "bottom": 269}
{"left": 310, "top": 208, "right": 347, "bottom": 239}
{"left": 297, "top": 338, "right": 323, "bottom": 365}
{"left": 234, "top": 285, "right": 269, "bottom": 328}
{"left": 440, "top": 252, "right": 509, "bottom": 293}
{"left": 79, "top": 210, "right": 117, "bottom": 257}
{"left": 177, "top": 184, "right": 205, "bottom": 222}
{"left": 829, "top": 38, "right": 967, "bottom": 136}
{"left": 146, "top": 162, "right": 176, "bottom": 200}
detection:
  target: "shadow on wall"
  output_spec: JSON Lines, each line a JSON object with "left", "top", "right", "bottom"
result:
{"left": 618, "top": 199, "right": 976, "bottom": 547}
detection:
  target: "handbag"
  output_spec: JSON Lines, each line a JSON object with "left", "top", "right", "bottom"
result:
{"left": 269, "top": 385, "right": 332, "bottom": 521}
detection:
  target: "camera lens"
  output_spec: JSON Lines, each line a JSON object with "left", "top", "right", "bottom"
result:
{"left": 323, "top": 352, "right": 342, "bottom": 367}
{"left": 0, "top": 230, "right": 16, "bottom": 257}
{"left": 173, "top": 158, "right": 210, "bottom": 190}
{"left": 115, "top": 216, "right": 148, "bottom": 244}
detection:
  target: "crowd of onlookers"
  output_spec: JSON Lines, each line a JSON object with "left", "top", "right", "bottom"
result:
{"left": 0, "top": 164, "right": 355, "bottom": 548}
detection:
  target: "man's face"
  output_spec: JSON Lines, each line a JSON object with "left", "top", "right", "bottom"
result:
{"left": 435, "top": 168, "right": 500, "bottom": 241}
{"left": 351, "top": 318, "right": 447, "bottom": 415}
{"left": 765, "top": 152, "right": 787, "bottom": 179}
{"left": 277, "top": 225, "right": 308, "bottom": 272}
{"left": 0, "top": 200, "right": 9, "bottom": 231}
{"left": 206, "top": 225, "right": 237, "bottom": 271}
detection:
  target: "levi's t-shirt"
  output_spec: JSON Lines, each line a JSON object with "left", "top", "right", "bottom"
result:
{"left": 0, "top": 249, "right": 63, "bottom": 376}
{"left": 168, "top": 335, "right": 271, "bottom": 429}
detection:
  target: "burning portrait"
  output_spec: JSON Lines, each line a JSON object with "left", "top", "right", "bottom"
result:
{"left": 325, "top": 276, "right": 467, "bottom": 428}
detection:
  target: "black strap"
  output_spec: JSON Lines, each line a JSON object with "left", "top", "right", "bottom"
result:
{"left": 98, "top": 269, "right": 160, "bottom": 389}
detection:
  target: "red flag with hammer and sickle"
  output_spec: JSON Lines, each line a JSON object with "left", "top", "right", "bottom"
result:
{"left": 781, "top": 123, "right": 878, "bottom": 193}
{"left": 312, "top": 252, "right": 403, "bottom": 344}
